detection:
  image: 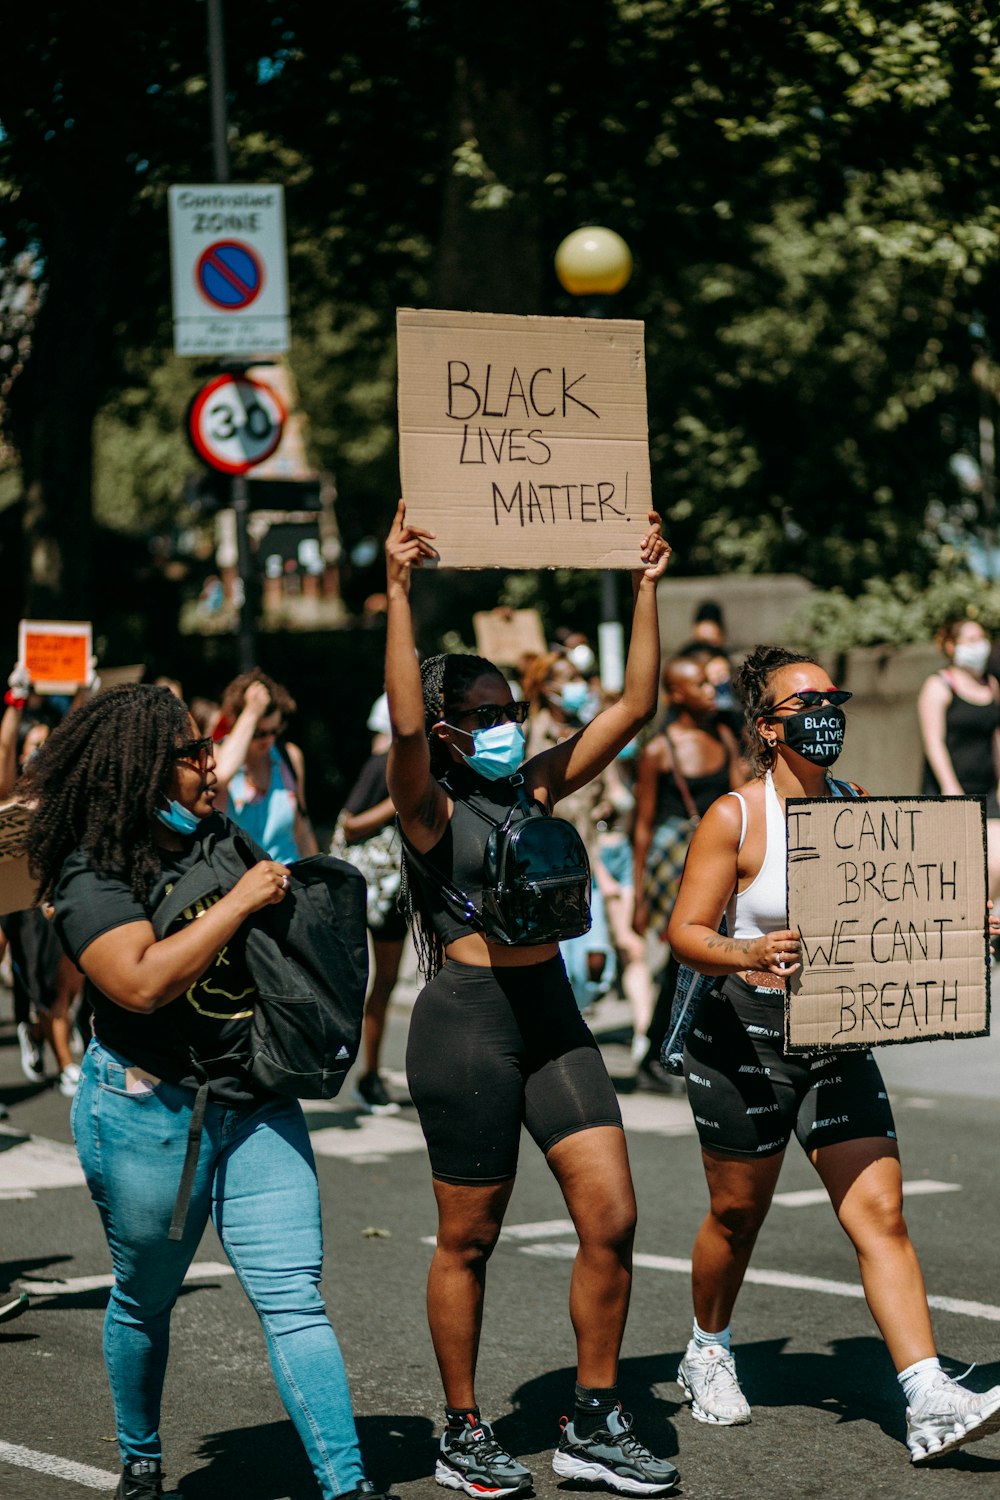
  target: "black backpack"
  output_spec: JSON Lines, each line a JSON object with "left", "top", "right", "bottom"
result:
{"left": 406, "top": 775, "right": 592, "bottom": 946}
{"left": 151, "top": 820, "right": 368, "bottom": 1099}
{"left": 151, "top": 817, "right": 369, "bottom": 1238}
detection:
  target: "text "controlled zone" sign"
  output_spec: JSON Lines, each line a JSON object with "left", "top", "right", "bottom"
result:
{"left": 785, "top": 796, "right": 989, "bottom": 1052}
{"left": 168, "top": 185, "right": 289, "bottom": 357}
{"left": 396, "top": 308, "right": 652, "bottom": 569}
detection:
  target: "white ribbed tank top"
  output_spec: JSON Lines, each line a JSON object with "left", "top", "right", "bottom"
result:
{"left": 726, "top": 770, "right": 852, "bottom": 939}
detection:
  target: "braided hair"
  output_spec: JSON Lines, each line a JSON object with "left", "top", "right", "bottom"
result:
{"left": 400, "top": 652, "right": 508, "bottom": 980}
{"left": 733, "top": 644, "right": 816, "bottom": 776}
{"left": 19, "top": 684, "right": 193, "bottom": 903}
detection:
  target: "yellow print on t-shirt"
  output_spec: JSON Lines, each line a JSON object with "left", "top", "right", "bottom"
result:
{"left": 164, "top": 886, "right": 256, "bottom": 1021}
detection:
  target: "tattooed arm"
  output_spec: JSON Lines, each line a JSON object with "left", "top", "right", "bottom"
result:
{"left": 666, "top": 792, "right": 801, "bottom": 977}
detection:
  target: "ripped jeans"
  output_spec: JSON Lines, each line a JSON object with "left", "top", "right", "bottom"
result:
{"left": 72, "top": 1039, "right": 364, "bottom": 1498}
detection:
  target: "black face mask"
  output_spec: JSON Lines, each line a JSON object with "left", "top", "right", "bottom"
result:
{"left": 779, "top": 706, "right": 846, "bottom": 766}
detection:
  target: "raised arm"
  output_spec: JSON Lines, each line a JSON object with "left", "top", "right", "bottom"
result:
{"left": 384, "top": 500, "right": 450, "bottom": 847}
{"left": 529, "top": 514, "right": 671, "bottom": 805}
{"left": 666, "top": 795, "right": 801, "bottom": 978}
{"left": 916, "top": 672, "right": 963, "bottom": 795}
{"left": 0, "top": 664, "right": 31, "bottom": 799}
{"left": 212, "top": 679, "right": 272, "bottom": 790}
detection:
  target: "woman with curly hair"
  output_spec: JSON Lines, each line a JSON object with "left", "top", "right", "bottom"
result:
{"left": 384, "top": 500, "right": 678, "bottom": 1497}
{"left": 21, "top": 684, "right": 385, "bottom": 1500}
{"left": 667, "top": 645, "right": 1000, "bottom": 1463}
{"left": 213, "top": 668, "right": 318, "bottom": 861}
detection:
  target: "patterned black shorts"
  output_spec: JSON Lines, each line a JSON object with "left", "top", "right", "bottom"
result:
{"left": 684, "top": 975, "right": 897, "bottom": 1158}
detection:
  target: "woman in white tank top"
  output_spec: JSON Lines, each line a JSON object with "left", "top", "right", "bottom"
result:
{"left": 666, "top": 646, "right": 1000, "bottom": 1463}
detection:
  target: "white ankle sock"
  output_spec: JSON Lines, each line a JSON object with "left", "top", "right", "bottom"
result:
{"left": 693, "top": 1318, "right": 731, "bottom": 1352}
{"left": 898, "top": 1356, "right": 943, "bottom": 1406}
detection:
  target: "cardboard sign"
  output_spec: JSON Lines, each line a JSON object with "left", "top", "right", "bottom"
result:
{"left": 0, "top": 802, "right": 37, "bottom": 916}
{"left": 396, "top": 308, "right": 652, "bottom": 569}
{"left": 472, "top": 608, "right": 547, "bottom": 668}
{"left": 786, "top": 796, "right": 989, "bottom": 1052}
{"left": 18, "top": 619, "right": 93, "bottom": 695}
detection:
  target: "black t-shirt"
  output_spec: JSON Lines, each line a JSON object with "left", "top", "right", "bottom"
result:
{"left": 342, "top": 752, "right": 390, "bottom": 826}
{"left": 52, "top": 826, "right": 269, "bottom": 1106}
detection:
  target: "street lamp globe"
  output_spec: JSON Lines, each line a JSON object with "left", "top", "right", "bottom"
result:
{"left": 554, "top": 226, "right": 633, "bottom": 297}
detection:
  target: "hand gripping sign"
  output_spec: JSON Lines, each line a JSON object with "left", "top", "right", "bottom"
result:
{"left": 785, "top": 795, "right": 989, "bottom": 1052}
{"left": 396, "top": 309, "right": 652, "bottom": 569}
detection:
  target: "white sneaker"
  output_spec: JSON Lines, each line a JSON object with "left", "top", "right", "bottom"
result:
{"left": 58, "top": 1064, "right": 81, "bottom": 1098}
{"left": 906, "top": 1371, "right": 1000, "bottom": 1463}
{"left": 17, "top": 1021, "right": 44, "bottom": 1082}
{"left": 677, "top": 1340, "right": 751, "bottom": 1425}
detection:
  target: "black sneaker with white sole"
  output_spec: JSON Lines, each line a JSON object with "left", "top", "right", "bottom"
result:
{"left": 353, "top": 1071, "right": 401, "bottom": 1115}
{"left": 552, "top": 1405, "right": 679, "bottom": 1495}
{"left": 115, "top": 1458, "right": 183, "bottom": 1498}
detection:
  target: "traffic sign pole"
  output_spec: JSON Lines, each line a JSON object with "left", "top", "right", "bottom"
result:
{"left": 208, "top": 1, "right": 252, "bottom": 669}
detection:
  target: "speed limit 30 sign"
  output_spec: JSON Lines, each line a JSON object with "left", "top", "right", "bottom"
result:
{"left": 187, "top": 374, "right": 286, "bottom": 475}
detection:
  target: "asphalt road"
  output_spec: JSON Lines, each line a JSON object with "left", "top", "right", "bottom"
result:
{"left": 3, "top": 959, "right": 1000, "bottom": 1500}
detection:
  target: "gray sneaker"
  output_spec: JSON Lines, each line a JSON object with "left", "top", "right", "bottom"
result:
{"left": 906, "top": 1371, "right": 1000, "bottom": 1463}
{"left": 552, "top": 1406, "right": 679, "bottom": 1495}
{"left": 435, "top": 1417, "right": 532, "bottom": 1497}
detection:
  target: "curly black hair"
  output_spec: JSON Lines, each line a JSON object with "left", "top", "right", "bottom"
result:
{"left": 733, "top": 644, "right": 817, "bottom": 776}
{"left": 400, "top": 652, "right": 507, "bottom": 980}
{"left": 19, "top": 684, "right": 193, "bottom": 902}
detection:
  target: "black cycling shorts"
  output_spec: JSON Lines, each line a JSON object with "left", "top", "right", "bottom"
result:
{"left": 406, "top": 954, "right": 623, "bottom": 1185}
{"left": 684, "top": 974, "right": 897, "bottom": 1158}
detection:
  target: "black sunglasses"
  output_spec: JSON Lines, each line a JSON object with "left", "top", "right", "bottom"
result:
{"left": 766, "top": 690, "right": 853, "bottom": 714}
{"left": 447, "top": 700, "right": 530, "bottom": 730}
{"left": 172, "top": 736, "right": 214, "bottom": 766}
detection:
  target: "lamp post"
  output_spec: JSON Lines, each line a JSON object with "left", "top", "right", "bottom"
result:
{"left": 554, "top": 226, "right": 633, "bottom": 690}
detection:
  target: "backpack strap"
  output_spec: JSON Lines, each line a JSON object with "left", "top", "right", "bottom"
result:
{"left": 151, "top": 862, "right": 227, "bottom": 939}
{"left": 827, "top": 776, "right": 862, "bottom": 799}
{"left": 400, "top": 834, "right": 484, "bottom": 931}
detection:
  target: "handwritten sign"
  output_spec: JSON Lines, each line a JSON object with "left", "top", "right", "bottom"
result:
{"left": 785, "top": 796, "right": 989, "bottom": 1051}
{"left": 396, "top": 308, "right": 651, "bottom": 569}
{"left": 472, "top": 609, "right": 546, "bottom": 669}
{"left": 0, "top": 802, "right": 36, "bottom": 916}
{"left": 18, "top": 619, "right": 93, "bottom": 695}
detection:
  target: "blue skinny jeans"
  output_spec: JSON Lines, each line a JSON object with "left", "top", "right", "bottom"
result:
{"left": 71, "top": 1039, "right": 364, "bottom": 1498}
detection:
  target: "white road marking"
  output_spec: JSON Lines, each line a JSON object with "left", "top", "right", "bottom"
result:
{"left": 422, "top": 1218, "right": 576, "bottom": 1248}
{"left": 617, "top": 1095, "right": 696, "bottom": 1136}
{"left": 309, "top": 1114, "right": 425, "bottom": 1161}
{"left": 19, "top": 1261, "right": 234, "bottom": 1297}
{"left": 773, "top": 1179, "right": 961, "bottom": 1208}
{"left": 519, "top": 1243, "right": 1000, "bottom": 1323}
{"left": 0, "top": 1441, "right": 116, "bottom": 1490}
{"left": 0, "top": 1133, "right": 85, "bottom": 1197}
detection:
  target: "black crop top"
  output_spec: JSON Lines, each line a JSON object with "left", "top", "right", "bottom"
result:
{"left": 403, "top": 765, "right": 541, "bottom": 945}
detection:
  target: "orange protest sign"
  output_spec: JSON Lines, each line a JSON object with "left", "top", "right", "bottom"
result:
{"left": 18, "top": 620, "right": 93, "bottom": 695}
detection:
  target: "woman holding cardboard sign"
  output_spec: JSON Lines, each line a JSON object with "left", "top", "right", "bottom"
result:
{"left": 384, "top": 499, "right": 678, "bottom": 1497}
{"left": 667, "top": 644, "right": 1000, "bottom": 1464}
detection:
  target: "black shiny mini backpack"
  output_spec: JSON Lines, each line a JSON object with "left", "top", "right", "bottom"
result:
{"left": 479, "top": 781, "right": 592, "bottom": 944}
{"left": 406, "top": 775, "right": 592, "bottom": 946}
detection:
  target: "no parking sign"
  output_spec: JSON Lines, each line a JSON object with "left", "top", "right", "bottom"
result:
{"left": 169, "top": 184, "right": 289, "bottom": 356}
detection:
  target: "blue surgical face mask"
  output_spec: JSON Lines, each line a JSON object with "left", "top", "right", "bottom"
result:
{"left": 556, "top": 680, "right": 590, "bottom": 717}
{"left": 450, "top": 720, "right": 527, "bottom": 781}
{"left": 156, "top": 798, "right": 201, "bottom": 836}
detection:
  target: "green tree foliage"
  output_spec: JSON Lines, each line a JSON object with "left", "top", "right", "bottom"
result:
{"left": 1, "top": 0, "right": 998, "bottom": 643}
